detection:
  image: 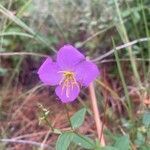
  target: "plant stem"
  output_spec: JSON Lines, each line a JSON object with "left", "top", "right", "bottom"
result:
{"left": 89, "top": 82, "right": 105, "bottom": 146}
{"left": 64, "top": 104, "right": 73, "bottom": 130}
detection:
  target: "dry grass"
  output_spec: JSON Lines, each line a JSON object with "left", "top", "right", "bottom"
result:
{"left": 0, "top": 86, "right": 97, "bottom": 149}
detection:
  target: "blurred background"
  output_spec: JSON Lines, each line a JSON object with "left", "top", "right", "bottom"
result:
{"left": 0, "top": 0, "right": 150, "bottom": 149}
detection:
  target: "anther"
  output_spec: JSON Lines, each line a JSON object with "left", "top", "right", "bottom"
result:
{"left": 58, "top": 71, "right": 79, "bottom": 97}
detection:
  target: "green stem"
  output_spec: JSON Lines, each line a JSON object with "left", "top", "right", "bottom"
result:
{"left": 112, "top": 38, "right": 133, "bottom": 121}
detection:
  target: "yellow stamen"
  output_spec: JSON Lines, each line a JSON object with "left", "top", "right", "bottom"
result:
{"left": 58, "top": 71, "right": 80, "bottom": 97}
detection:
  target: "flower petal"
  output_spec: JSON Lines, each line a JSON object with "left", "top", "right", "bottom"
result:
{"left": 57, "top": 44, "right": 85, "bottom": 70}
{"left": 55, "top": 85, "right": 80, "bottom": 103}
{"left": 38, "top": 58, "right": 62, "bottom": 85}
{"left": 75, "top": 60, "right": 100, "bottom": 86}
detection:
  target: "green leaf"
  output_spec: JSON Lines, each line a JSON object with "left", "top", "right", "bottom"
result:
{"left": 102, "top": 146, "right": 118, "bottom": 150}
{"left": 140, "top": 145, "right": 150, "bottom": 150}
{"left": 72, "top": 133, "right": 95, "bottom": 149}
{"left": 56, "top": 132, "right": 74, "bottom": 150}
{"left": 143, "top": 111, "right": 150, "bottom": 127}
{"left": 135, "top": 132, "right": 145, "bottom": 146}
{"left": 70, "top": 108, "right": 86, "bottom": 129}
{"left": 56, "top": 132, "right": 95, "bottom": 150}
{"left": 114, "top": 135, "right": 130, "bottom": 150}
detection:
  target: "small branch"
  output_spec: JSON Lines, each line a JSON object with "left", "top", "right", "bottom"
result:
{"left": 89, "top": 82, "right": 105, "bottom": 146}
{"left": 0, "top": 138, "right": 52, "bottom": 149}
{"left": 92, "top": 37, "right": 150, "bottom": 62}
{"left": 99, "top": 58, "right": 150, "bottom": 64}
{"left": 13, "top": 131, "right": 51, "bottom": 140}
{"left": 0, "top": 52, "right": 49, "bottom": 58}
{"left": 40, "top": 129, "right": 52, "bottom": 150}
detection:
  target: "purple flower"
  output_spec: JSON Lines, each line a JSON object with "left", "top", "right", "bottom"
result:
{"left": 38, "top": 45, "right": 99, "bottom": 103}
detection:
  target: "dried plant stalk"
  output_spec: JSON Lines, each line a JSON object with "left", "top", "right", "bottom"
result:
{"left": 89, "top": 82, "right": 105, "bottom": 146}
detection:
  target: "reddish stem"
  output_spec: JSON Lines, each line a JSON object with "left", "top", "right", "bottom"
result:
{"left": 89, "top": 82, "right": 106, "bottom": 146}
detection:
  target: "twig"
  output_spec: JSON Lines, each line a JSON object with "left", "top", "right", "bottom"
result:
{"left": 12, "top": 84, "right": 44, "bottom": 118}
{"left": 99, "top": 58, "right": 150, "bottom": 64}
{"left": 13, "top": 131, "right": 50, "bottom": 140}
{"left": 92, "top": 37, "right": 150, "bottom": 62}
{"left": 0, "top": 138, "right": 52, "bottom": 149}
{"left": 77, "top": 26, "right": 114, "bottom": 48}
{"left": 89, "top": 82, "right": 105, "bottom": 146}
{"left": 0, "top": 52, "right": 49, "bottom": 58}
{"left": 40, "top": 129, "right": 52, "bottom": 150}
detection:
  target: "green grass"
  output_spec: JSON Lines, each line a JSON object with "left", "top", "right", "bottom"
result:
{"left": 0, "top": 0, "right": 150, "bottom": 149}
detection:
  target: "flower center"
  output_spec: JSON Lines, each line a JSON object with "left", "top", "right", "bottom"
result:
{"left": 58, "top": 71, "right": 79, "bottom": 97}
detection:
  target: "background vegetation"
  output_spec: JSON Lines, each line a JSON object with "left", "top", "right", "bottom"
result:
{"left": 0, "top": 0, "right": 150, "bottom": 149}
